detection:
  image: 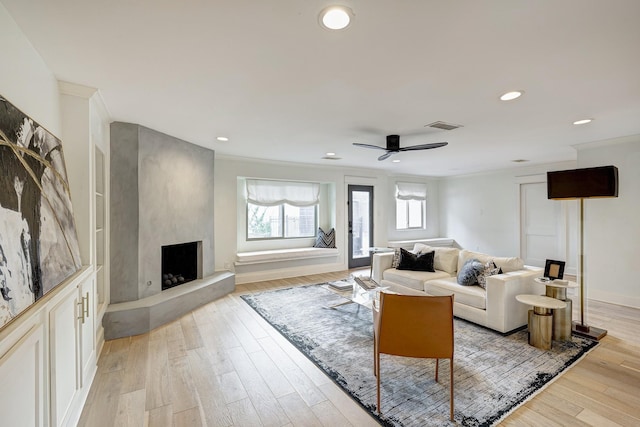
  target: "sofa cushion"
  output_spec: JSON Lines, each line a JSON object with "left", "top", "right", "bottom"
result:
{"left": 382, "top": 269, "right": 451, "bottom": 292}
{"left": 425, "top": 278, "right": 487, "bottom": 310}
{"left": 397, "top": 248, "right": 435, "bottom": 272}
{"left": 414, "top": 244, "right": 460, "bottom": 274}
{"left": 458, "top": 249, "right": 524, "bottom": 273}
{"left": 457, "top": 258, "right": 484, "bottom": 286}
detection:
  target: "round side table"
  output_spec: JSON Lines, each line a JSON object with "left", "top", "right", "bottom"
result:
{"left": 516, "top": 294, "right": 567, "bottom": 350}
{"left": 535, "top": 278, "right": 578, "bottom": 341}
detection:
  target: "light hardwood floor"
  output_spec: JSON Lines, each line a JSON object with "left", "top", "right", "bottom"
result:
{"left": 78, "top": 271, "right": 640, "bottom": 426}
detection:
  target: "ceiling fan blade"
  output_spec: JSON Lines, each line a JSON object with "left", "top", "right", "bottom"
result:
{"left": 353, "top": 142, "right": 386, "bottom": 150}
{"left": 378, "top": 151, "right": 395, "bottom": 161}
{"left": 398, "top": 142, "right": 448, "bottom": 151}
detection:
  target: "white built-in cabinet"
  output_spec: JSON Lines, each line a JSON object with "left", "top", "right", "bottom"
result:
{"left": 50, "top": 268, "right": 95, "bottom": 426}
{"left": 0, "top": 82, "right": 110, "bottom": 427}
{"left": 0, "top": 267, "right": 94, "bottom": 427}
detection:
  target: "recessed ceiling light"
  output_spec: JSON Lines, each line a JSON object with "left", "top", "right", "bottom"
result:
{"left": 216, "top": 136, "right": 229, "bottom": 142}
{"left": 392, "top": 159, "right": 401, "bottom": 163}
{"left": 573, "top": 118, "right": 593, "bottom": 125}
{"left": 326, "top": 152, "right": 336, "bottom": 156}
{"left": 500, "top": 91, "right": 524, "bottom": 101}
{"left": 319, "top": 6, "right": 353, "bottom": 30}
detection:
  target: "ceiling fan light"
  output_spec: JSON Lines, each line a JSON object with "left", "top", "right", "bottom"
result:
{"left": 573, "top": 118, "right": 593, "bottom": 125}
{"left": 319, "top": 6, "right": 353, "bottom": 30}
{"left": 500, "top": 91, "right": 524, "bottom": 101}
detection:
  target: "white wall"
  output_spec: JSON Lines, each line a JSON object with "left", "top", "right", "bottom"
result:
{"left": 577, "top": 135, "right": 640, "bottom": 308}
{"left": 438, "top": 161, "right": 578, "bottom": 264}
{"left": 0, "top": 3, "right": 60, "bottom": 136}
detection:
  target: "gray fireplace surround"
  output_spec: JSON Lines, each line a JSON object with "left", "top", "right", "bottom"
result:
{"left": 105, "top": 122, "right": 234, "bottom": 339}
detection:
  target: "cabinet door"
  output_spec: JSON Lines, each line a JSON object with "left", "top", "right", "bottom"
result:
{"left": 50, "top": 291, "right": 80, "bottom": 426}
{"left": 78, "top": 277, "right": 96, "bottom": 388}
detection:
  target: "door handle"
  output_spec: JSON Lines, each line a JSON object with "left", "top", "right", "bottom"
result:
{"left": 348, "top": 221, "right": 353, "bottom": 233}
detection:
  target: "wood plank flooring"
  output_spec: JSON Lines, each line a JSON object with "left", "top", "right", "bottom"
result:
{"left": 78, "top": 271, "right": 640, "bottom": 426}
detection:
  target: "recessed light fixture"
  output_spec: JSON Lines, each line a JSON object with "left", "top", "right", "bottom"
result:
{"left": 319, "top": 5, "right": 353, "bottom": 30}
{"left": 392, "top": 159, "right": 401, "bottom": 163}
{"left": 500, "top": 91, "right": 524, "bottom": 101}
{"left": 573, "top": 118, "right": 593, "bottom": 125}
{"left": 216, "top": 136, "right": 229, "bottom": 142}
{"left": 325, "top": 152, "right": 336, "bottom": 156}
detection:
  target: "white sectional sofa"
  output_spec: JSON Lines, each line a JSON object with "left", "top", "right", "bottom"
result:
{"left": 372, "top": 244, "right": 544, "bottom": 333}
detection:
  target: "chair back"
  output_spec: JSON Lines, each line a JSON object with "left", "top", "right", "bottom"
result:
{"left": 376, "top": 293, "right": 454, "bottom": 359}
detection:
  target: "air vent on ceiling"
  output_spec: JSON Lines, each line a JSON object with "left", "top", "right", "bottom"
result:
{"left": 425, "top": 121, "right": 463, "bottom": 131}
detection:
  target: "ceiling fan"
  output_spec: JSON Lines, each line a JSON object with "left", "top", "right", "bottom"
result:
{"left": 353, "top": 134, "right": 448, "bottom": 161}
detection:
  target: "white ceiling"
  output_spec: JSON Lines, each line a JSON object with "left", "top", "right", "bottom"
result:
{"left": 4, "top": 0, "right": 640, "bottom": 176}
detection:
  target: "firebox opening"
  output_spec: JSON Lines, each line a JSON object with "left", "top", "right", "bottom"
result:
{"left": 161, "top": 241, "right": 201, "bottom": 290}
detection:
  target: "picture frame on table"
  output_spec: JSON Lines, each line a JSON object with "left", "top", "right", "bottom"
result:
{"left": 544, "top": 259, "right": 565, "bottom": 280}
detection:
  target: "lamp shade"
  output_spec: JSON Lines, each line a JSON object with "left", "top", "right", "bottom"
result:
{"left": 547, "top": 166, "right": 618, "bottom": 200}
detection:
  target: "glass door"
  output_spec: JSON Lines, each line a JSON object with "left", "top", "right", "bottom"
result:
{"left": 348, "top": 185, "right": 373, "bottom": 269}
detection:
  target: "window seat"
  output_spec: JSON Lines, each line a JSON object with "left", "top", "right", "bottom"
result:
{"left": 235, "top": 247, "right": 339, "bottom": 265}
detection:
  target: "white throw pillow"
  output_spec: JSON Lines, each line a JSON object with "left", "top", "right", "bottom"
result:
{"left": 412, "top": 243, "right": 431, "bottom": 254}
{"left": 434, "top": 247, "right": 460, "bottom": 274}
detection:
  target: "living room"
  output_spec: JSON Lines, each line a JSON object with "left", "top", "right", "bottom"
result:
{"left": 1, "top": 1, "right": 639, "bottom": 426}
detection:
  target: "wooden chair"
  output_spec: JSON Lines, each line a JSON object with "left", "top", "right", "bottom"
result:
{"left": 373, "top": 293, "right": 455, "bottom": 421}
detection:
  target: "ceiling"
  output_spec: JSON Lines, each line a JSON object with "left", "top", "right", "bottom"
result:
{"left": 4, "top": 0, "right": 640, "bottom": 177}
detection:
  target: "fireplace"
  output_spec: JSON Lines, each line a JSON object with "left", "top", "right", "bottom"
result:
{"left": 161, "top": 241, "right": 202, "bottom": 290}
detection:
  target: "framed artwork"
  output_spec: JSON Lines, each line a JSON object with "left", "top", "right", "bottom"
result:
{"left": 0, "top": 95, "right": 81, "bottom": 330}
{"left": 544, "top": 259, "right": 565, "bottom": 280}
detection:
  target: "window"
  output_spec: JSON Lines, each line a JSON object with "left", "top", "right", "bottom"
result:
{"left": 247, "top": 203, "right": 317, "bottom": 239}
{"left": 395, "top": 182, "right": 427, "bottom": 230}
{"left": 246, "top": 179, "right": 320, "bottom": 240}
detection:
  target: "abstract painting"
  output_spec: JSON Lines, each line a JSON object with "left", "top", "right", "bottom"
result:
{"left": 0, "top": 95, "right": 81, "bottom": 330}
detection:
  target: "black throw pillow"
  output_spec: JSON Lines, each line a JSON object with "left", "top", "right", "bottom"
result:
{"left": 396, "top": 248, "right": 417, "bottom": 270}
{"left": 397, "top": 248, "right": 435, "bottom": 272}
{"left": 413, "top": 250, "right": 435, "bottom": 272}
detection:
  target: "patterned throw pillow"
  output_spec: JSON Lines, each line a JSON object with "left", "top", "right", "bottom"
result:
{"left": 477, "top": 260, "right": 501, "bottom": 289}
{"left": 457, "top": 258, "right": 484, "bottom": 286}
{"left": 391, "top": 248, "right": 402, "bottom": 268}
{"left": 314, "top": 227, "right": 336, "bottom": 248}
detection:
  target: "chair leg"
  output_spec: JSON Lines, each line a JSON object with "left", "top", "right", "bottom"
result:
{"left": 376, "top": 353, "right": 381, "bottom": 413}
{"left": 373, "top": 334, "right": 377, "bottom": 377}
{"left": 435, "top": 358, "right": 439, "bottom": 382}
{"left": 449, "top": 358, "right": 454, "bottom": 421}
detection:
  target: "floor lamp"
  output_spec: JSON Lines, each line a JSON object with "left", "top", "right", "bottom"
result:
{"left": 547, "top": 166, "right": 618, "bottom": 341}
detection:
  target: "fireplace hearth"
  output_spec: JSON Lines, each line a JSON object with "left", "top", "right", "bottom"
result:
{"left": 161, "top": 241, "right": 202, "bottom": 290}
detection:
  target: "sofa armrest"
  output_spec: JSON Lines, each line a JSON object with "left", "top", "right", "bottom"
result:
{"left": 484, "top": 266, "right": 544, "bottom": 332}
{"left": 372, "top": 252, "right": 394, "bottom": 284}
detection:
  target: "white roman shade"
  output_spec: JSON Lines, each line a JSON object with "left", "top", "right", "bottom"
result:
{"left": 246, "top": 179, "right": 320, "bottom": 207}
{"left": 396, "top": 182, "right": 427, "bottom": 201}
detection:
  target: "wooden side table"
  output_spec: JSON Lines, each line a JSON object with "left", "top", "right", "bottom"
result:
{"left": 516, "top": 294, "right": 567, "bottom": 350}
{"left": 535, "top": 278, "right": 578, "bottom": 341}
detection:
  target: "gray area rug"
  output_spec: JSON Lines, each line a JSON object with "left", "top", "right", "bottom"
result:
{"left": 241, "top": 284, "right": 598, "bottom": 427}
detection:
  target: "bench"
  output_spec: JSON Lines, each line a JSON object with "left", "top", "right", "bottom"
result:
{"left": 235, "top": 247, "right": 339, "bottom": 266}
